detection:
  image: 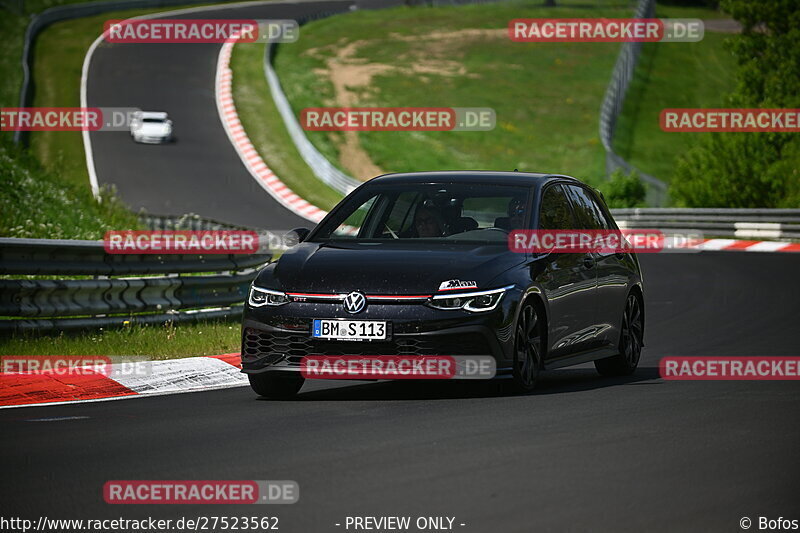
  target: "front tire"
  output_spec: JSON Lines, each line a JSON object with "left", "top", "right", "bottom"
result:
{"left": 511, "top": 302, "right": 543, "bottom": 393}
{"left": 248, "top": 372, "right": 304, "bottom": 399}
{"left": 595, "top": 293, "right": 643, "bottom": 376}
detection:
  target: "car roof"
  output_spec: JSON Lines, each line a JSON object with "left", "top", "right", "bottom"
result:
{"left": 138, "top": 111, "right": 169, "bottom": 120}
{"left": 366, "top": 170, "right": 581, "bottom": 187}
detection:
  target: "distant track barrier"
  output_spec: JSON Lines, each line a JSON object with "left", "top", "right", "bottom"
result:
{"left": 138, "top": 212, "right": 251, "bottom": 231}
{"left": 611, "top": 208, "right": 800, "bottom": 240}
{"left": 2, "top": 208, "right": 798, "bottom": 333}
{"left": 264, "top": 10, "right": 362, "bottom": 196}
{"left": 599, "top": 0, "right": 668, "bottom": 207}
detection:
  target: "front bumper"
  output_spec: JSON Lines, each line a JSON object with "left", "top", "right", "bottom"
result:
{"left": 132, "top": 134, "right": 171, "bottom": 144}
{"left": 240, "top": 297, "right": 519, "bottom": 374}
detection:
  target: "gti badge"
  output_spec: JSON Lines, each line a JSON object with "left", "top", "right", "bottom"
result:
{"left": 343, "top": 291, "right": 366, "bottom": 314}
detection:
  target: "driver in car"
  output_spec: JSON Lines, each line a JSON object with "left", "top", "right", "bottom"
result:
{"left": 412, "top": 205, "right": 446, "bottom": 237}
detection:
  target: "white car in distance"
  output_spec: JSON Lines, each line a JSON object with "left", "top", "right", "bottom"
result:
{"left": 130, "top": 111, "right": 173, "bottom": 144}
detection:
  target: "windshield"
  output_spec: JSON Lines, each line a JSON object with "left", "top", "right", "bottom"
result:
{"left": 311, "top": 182, "right": 531, "bottom": 243}
{"left": 142, "top": 118, "right": 167, "bottom": 123}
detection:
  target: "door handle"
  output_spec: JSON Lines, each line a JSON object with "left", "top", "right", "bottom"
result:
{"left": 583, "top": 255, "right": 595, "bottom": 269}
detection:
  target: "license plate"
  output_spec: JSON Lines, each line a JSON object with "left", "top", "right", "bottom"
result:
{"left": 312, "top": 319, "right": 388, "bottom": 341}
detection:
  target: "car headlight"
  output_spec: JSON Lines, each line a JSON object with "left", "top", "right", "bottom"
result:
{"left": 428, "top": 285, "right": 512, "bottom": 313}
{"left": 248, "top": 286, "right": 289, "bottom": 307}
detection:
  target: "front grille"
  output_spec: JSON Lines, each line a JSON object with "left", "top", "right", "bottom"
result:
{"left": 242, "top": 328, "right": 491, "bottom": 367}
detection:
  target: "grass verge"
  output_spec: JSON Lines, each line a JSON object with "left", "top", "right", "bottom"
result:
{"left": 613, "top": 5, "right": 735, "bottom": 181}
{"left": 274, "top": 1, "right": 636, "bottom": 187}
{"left": 0, "top": 1, "right": 259, "bottom": 356}
{"left": 268, "top": 1, "right": 736, "bottom": 192}
{"left": 0, "top": 0, "right": 172, "bottom": 144}
{"left": 0, "top": 143, "right": 141, "bottom": 238}
{"left": 0, "top": 320, "right": 241, "bottom": 358}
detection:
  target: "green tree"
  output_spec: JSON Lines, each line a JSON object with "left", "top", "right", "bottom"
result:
{"left": 670, "top": 0, "right": 800, "bottom": 207}
{"left": 601, "top": 169, "right": 647, "bottom": 208}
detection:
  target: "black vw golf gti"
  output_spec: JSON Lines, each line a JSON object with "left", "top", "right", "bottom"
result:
{"left": 241, "top": 171, "right": 644, "bottom": 398}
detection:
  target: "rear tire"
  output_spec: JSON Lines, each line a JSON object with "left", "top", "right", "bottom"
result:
{"left": 248, "top": 372, "right": 304, "bottom": 399}
{"left": 595, "top": 293, "right": 643, "bottom": 376}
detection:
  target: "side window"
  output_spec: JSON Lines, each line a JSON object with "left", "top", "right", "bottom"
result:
{"left": 565, "top": 185, "right": 604, "bottom": 230}
{"left": 331, "top": 195, "right": 378, "bottom": 237}
{"left": 384, "top": 192, "right": 419, "bottom": 235}
{"left": 538, "top": 184, "right": 575, "bottom": 230}
{"left": 590, "top": 191, "right": 617, "bottom": 230}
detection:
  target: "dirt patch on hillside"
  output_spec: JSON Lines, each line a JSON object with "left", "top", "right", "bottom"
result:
{"left": 305, "top": 29, "right": 505, "bottom": 180}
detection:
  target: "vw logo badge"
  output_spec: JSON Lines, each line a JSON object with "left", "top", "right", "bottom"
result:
{"left": 343, "top": 291, "right": 366, "bottom": 314}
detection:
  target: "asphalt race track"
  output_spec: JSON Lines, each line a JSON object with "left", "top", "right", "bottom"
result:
{"left": 4, "top": 1, "right": 799, "bottom": 531}
{"left": 2, "top": 252, "right": 799, "bottom": 531}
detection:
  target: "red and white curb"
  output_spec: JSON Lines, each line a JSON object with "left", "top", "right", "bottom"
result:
{"left": 680, "top": 239, "right": 800, "bottom": 253}
{"left": 0, "top": 354, "right": 248, "bottom": 409}
{"left": 216, "top": 38, "right": 327, "bottom": 223}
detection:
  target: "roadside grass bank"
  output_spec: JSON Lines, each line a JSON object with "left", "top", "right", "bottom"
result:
{"left": 0, "top": 143, "right": 141, "bottom": 239}
{"left": 0, "top": 1, "right": 265, "bottom": 353}
{"left": 0, "top": 0, "right": 111, "bottom": 124}
{"left": 613, "top": 5, "right": 735, "bottom": 181}
{"left": 0, "top": 320, "right": 241, "bottom": 359}
{"left": 271, "top": 1, "right": 732, "bottom": 192}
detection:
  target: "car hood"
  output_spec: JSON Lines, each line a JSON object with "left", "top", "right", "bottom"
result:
{"left": 264, "top": 241, "right": 525, "bottom": 295}
{"left": 136, "top": 123, "right": 170, "bottom": 136}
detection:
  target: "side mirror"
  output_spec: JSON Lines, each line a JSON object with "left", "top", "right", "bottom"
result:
{"left": 285, "top": 227, "right": 310, "bottom": 247}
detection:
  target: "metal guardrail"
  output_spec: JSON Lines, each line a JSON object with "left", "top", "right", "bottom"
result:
{"left": 610, "top": 208, "right": 800, "bottom": 240}
{"left": 264, "top": 11, "right": 363, "bottom": 196}
{"left": 138, "top": 212, "right": 252, "bottom": 231}
{"left": 0, "top": 237, "right": 271, "bottom": 332}
{"left": 2, "top": 207, "right": 796, "bottom": 334}
{"left": 0, "top": 237, "right": 270, "bottom": 275}
{"left": 599, "top": 0, "right": 668, "bottom": 207}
